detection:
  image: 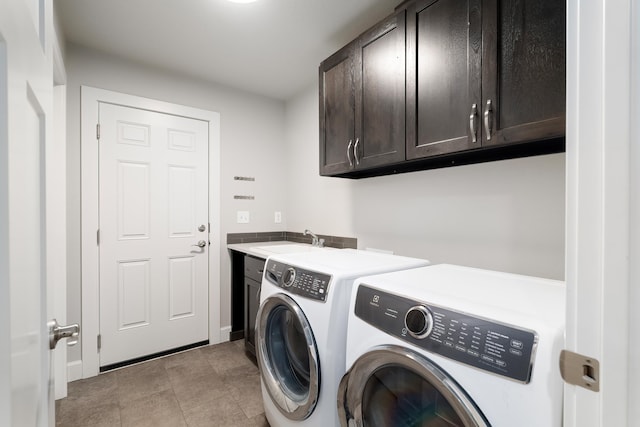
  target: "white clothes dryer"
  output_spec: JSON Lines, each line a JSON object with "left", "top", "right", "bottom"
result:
{"left": 339, "top": 264, "right": 565, "bottom": 427}
{"left": 255, "top": 249, "right": 429, "bottom": 427}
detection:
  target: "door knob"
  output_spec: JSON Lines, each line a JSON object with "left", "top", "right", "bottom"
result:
{"left": 48, "top": 319, "right": 80, "bottom": 350}
{"left": 192, "top": 240, "right": 207, "bottom": 248}
{"left": 198, "top": 224, "right": 206, "bottom": 232}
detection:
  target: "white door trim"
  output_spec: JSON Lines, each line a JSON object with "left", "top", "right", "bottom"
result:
{"left": 80, "top": 86, "right": 221, "bottom": 378}
{"left": 565, "top": 0, "right": 636, "bottom": 425}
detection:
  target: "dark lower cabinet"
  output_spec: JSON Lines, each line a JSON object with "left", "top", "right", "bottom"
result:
{"left": 244, "top": 277, "right": 260, "bottom": 356}
{"left": 243, "top": 255, "right": 265, "bottom": 357}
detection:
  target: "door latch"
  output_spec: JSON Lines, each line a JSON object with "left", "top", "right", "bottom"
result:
{"left": 48, "top": 319, "right": 80, "bottom": 350}
{"left": 559, "top": 350, "right": 600, "bottom": 392}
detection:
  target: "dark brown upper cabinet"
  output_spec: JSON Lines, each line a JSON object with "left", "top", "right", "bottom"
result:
{"left": 319, "top": 10, "right": 406, "bottom": 176}
{"left": 406, "top": 0, "right": 565, "bottom": 160}
{"left": 406, "top": 0, "right": 481, "bottom": 159}
{"left": 483, "top": 0, "right": 566, "bottom": 146}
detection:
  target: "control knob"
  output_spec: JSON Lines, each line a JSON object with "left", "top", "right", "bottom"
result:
{"left": 404, "top": 305, "right": 434, "bottom": 339}
{"left": 282, "top": 267, "right": 296, "bottom": 287}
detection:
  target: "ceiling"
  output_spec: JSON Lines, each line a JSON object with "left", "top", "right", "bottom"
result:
{"left": 56, "top": 0, "right": 396, "bottom": 100}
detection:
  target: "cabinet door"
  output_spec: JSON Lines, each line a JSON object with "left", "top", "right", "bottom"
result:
{"left": 244, "top": 277, "right": 260, "bottom": 356}
{"left": 354, "top": 10, "right": 406, "bottom": 169}
{"left": 482, "top": 0, "right": 565, "bottom": 146}
{"left": 319, "top": 43, "right": 356, "bottom": 175}
{"left": 407, "top": 0, "right": 482, "bottom": 159}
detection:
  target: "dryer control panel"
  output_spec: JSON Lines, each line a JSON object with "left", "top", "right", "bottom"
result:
{"left": 355, "top": 285, "right": 538, "bottom": 383}
{"left": 265, "top": 260, "right": 332, "bottom": 303}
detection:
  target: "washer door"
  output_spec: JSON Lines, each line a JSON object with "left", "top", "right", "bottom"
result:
{"left": 338, "top": 345, "right": 489, "bottom": 427}
{"left": 256, "top": 293, "right": 320, "bottom": 420}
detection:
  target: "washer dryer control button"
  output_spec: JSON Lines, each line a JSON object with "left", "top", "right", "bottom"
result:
{"left": 405, "top": 306, "right": 434, "bottom": 339}
{"left": 282, "top": 268, "right": 296, "bottom": 287}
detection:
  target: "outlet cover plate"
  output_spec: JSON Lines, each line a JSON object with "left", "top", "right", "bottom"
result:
{"left": 237, "top": 211, "right": 250, "bottom": 223}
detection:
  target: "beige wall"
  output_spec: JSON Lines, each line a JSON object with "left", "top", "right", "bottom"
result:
{"left": 284, "top": 86, "right": 565, "bottom": 280}
{"left": 65, "top": 44, "right": 287, "bottom": 364}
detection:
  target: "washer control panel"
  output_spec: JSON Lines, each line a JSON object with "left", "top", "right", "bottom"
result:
{"left": 265, "top": 260, "right": 332, "bottom": 302}
{"left": 355, "top": 285, "right": 538, "bottom": 383}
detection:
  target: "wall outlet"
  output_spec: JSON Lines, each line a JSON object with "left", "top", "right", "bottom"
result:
{"left": 274, "top": 211, "right": 282, "bottom": 224}
{"left": 237, "top": 211, "right": 250, "bottom": 223}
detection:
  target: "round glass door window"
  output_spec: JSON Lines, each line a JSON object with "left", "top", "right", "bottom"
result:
{"left": 363, "top": 366, "right": 465, "bottom": 426}
{"left": 339, "top": 345, "right": 488, "bottom": 427}
{"left": 256, "top": 293, "right": 320, "bottom": 420}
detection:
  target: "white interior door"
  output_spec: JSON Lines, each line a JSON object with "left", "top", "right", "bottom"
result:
{"left": 98, "top": 102, "right": 209, "bottom": 367}
{"left": 0, "top": 0, "right": 57, "bottom": 425}
{"left": 10, "top": 85, "right": 49, "bottom": 426}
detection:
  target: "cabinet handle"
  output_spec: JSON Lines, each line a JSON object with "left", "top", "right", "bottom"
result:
{"left": 346, "top": 140, "right": 354, "bottom": 167}
{"left": 469, "top": 104, "right": 478, "bottom": 143}
{"left": 353, "top": 138, "right": 360, "bottom": 165}
{"left": 484, "top": 99, "right": 493, "bottom": 141}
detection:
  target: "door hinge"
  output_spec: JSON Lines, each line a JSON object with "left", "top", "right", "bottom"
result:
{"left": 97, "top": 229, "right": 100, "bottom": 245}
{"left": 96, "top": 123, "right": 100, "bottom": 140}
{"left": 97, "top": 334, "right": 102, "bottom": 352}
{"left": 559, "top": 350, "right": 600, "bottom": 392}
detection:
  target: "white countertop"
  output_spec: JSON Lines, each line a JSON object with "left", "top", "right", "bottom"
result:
{"left": 228, "top": 241, "right": 333, "bottom": 259}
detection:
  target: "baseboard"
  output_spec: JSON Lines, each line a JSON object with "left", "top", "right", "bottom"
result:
{"left": 220, "top": 326, "right": 231, "bottom": 342}
{"left": 67, "top": 360, "right": 83, "bottom": 382}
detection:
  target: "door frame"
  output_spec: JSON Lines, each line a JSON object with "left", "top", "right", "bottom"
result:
{"left": 564, "top": 0, "right": 638, "bottom": 424}
{"left": 80, "top": 86, "right": 221, "bottom": 378}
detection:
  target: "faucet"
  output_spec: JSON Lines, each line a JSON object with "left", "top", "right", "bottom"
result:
{"left": 304, "top": 229, "right": 325, "bottom": 247}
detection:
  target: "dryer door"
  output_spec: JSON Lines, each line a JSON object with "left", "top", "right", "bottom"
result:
{"left": 256, "top": 293, "right": 320, "bottom": 420}
{"left": 338, "top": 345, "right": 489, "bottom": 427}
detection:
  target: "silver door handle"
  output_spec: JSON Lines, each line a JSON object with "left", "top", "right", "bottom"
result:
{"left": 192, "top": 240, "right": 207, "bottom": 248}
{"left": 353, "top": 138, "right": 360, "bottom": 165}
{"left": 346, "top": 140, "right": 354, "bottom": 167}
{"left": 484, "top": 99, "right": 493, "bottom": 141}
{"left": 469, "top": 103, "right": 478, "bottom": 143}
{"left": 198, "top": 224, "right": 206, "bottom": 232}
{"left": 48, "top": 319, "right": 79, "bottom": 349}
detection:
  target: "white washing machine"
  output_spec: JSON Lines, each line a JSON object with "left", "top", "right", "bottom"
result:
{"left": 255, "top": 249, "right": 430, "bottom": 427}
{"left": 339, "top": 264, "right": 565, "bottom": 427}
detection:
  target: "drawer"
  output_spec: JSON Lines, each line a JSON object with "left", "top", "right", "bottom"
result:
{"left": 244, "top": 255, "right": 265, "bottom": 282}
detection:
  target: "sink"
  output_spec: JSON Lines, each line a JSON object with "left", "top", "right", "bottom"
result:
{"left": 250, "top": 244, "right": 331, "bottom": 256}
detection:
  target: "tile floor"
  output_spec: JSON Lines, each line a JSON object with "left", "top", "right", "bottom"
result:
{"left": 55, "top": 340, "right": 269, "bottom": 427}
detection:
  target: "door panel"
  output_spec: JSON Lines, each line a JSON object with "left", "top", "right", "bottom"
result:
{"left": 319, "top": 44, "right": 356, "bottom": 175}
{"left": 356, "top": 10, "right": 406, "bottom": 169}
{"left": 482, "top": 0, "right": 565, "bottom": 145}
{"left": 99, "top": 103, "right": 209, "bottom": 367}
{"left": 168, "top": 256, "right": 196, "bottom": 319}
{"left": 168, "top": 166, "right": 196, "bottom": 237}
{"left": 407, "top": 0, "right": 482, "bottom": 159}
{"left": 118, "top": 260, "right": 150, "bottom": 329}
{"left": 117, "top": 161, "right": 149, "bottom": 239}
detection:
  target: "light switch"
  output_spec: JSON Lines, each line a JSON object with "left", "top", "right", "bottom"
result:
{"left": 274, "top": 211, "right": 282, "bottom": 223}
